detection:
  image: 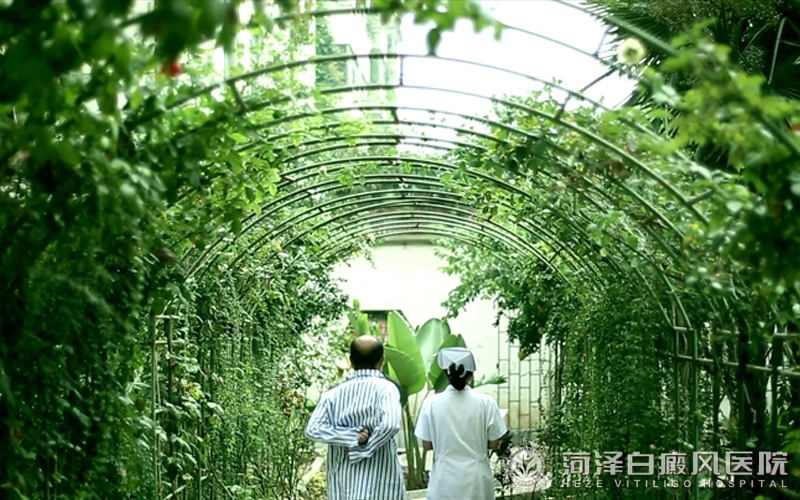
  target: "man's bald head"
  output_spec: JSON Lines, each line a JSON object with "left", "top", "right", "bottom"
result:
{"left": 350, "top": 335, "right": 384, "bottom": 370}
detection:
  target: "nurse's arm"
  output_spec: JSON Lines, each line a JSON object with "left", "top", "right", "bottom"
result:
{"left": 422, "top": 440, "right": 433, "bottom": 451}
{"left": 488, "top": 439, "right": 500, "bottom": 450}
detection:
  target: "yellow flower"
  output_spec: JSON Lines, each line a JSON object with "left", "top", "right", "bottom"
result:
{"left": 617, "top": 38, "right": 647, "bottom": 66}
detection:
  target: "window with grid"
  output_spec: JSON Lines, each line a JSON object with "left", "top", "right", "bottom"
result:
{"left": 363, "top": 310, "right": 390, "bottom": 342}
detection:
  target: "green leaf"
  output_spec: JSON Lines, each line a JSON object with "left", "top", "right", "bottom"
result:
{"left": 725, "top": 200, "right": 744, "bottom": 214}
{"left": 386, "top": 312, "right": 426, "bottom": 395}
{"left": 129, "top": 88, "right": 143, "bottom": 110}
{"left": 384, "top": 347, "right": 424, "bottom": 401}
{"left": 472, "top": 373, "right": 507, "bottom": 388}
{"left": 227, "top": 152, "right": 243, "bottom": 173}
{"left": 415, "top": 318, "right": 451, "bottom": 376}
{"left": 230, "top": 133, "right": 247, "bottom": 143}
{"left": 426, "top": 28, "right": 442, "bottom": 55}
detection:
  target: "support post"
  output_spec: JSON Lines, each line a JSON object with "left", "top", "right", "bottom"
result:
{"left": 150, "top": 312, "right": 162, "bottom": 500}
{"left": 771, "top": 336, "right": 783, "bottom": 451}
{"left": 690, "top": 327, "right": 699, "bottom": 499}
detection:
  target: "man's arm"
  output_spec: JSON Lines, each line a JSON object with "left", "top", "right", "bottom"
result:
{"left": 348, "top": 384, "right": 402, "bottom": 463}
{"left": 305, "top": 394, "right": 361, "bottom": 447}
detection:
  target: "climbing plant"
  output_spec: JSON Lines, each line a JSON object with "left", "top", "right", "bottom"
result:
{"left": 0, "top": 0, "right": 500, "bottom": 498}
{"left": 434, "top": 19, "right": 800, "bottom": 499}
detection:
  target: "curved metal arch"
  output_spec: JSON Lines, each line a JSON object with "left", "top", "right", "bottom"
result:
{"left": 159, "top": 18, "right": 720, "bottom": 328}
{"left": 277, "top": 205, "right": 571, "bottom": 277}
{"left": 266, "top": 155, "right": 664, "bottom": 270}
{"left": 194, "top": 160, "right": 617, "bottom": 281}
{"left": 250, "top": 115, "right": 505, "bottom": 153}
{"left": 239, "top": 83, "right": 701, "bottom": 233}
{"left": 267, "top": 136, "right": 684, "bottom": 278}
{"left": 206, "top": 174, "right": 677, "bottom": 331}
{"left": 311, "top": 219, "right": 675, "bottom": 327}
{"left": 235, "top": 102, "right": 695, "bottom": 260}
{"left": 259, "top": 129, "right": 675, "bottom": 271}
{"left": 153, "top": 6, "right": 736, "bottom": 332}
{"left": 187, "top": 177, "right": 610, "bottom": 289}
{"left": 184, "top": 172, "right": 596, "bottom": 280}
{"left": 267, "top": 138, "right": 679, "bottom": 272}
{"left": 158, "top": 47, "right": 705, "bottom": 230}
{"left": 271, "top": 140, "right": 692, "bottom": 281}
{"left": 315, "top": 216, "right": 542, "bottom": 261}
{"left": 233, "top": 227, "right": 523, "bottom": 300}
{"left": 234, "top": 212, "right": 563, "bottom": 296}
{"left": 252, "top": 157, "right": 702, "bottom": 321}
{"left": 142, "top": 37, "right": 622, "bottom": 129}
{"left": 155, "top": 50, "right": 706, "bottom": 239}
{"left": 230, "top": 195, "right": 567, "bottom": 279}
{"left": 272, "top": 137, "right": 471, "bottom": 161}
{"left": 188, "top": 156, "right": 672, "bottom": 304}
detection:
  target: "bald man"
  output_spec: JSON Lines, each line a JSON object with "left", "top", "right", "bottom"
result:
{"left": 305, "top": 335, "right": 405, "bottom": 500}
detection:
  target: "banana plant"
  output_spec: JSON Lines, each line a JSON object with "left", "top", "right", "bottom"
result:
{"left": 382, "top": 311, "right": 507, "bottom": 490}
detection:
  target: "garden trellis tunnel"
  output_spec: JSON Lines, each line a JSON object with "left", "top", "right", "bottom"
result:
{"left": 2, "top": 1, "right": 800, "bottom": 500}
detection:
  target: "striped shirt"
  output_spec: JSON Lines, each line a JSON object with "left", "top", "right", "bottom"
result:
{"left": 305, "top": 369, "right": 405, "bottom": 500}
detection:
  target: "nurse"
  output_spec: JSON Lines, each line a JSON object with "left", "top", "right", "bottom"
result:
{"left": 414, "top": 347, "right": 508, "bottom": 500}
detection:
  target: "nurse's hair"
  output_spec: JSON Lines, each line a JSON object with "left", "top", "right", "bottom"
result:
{"left": 445, "top": 363, "right": 473, "bottom": 391}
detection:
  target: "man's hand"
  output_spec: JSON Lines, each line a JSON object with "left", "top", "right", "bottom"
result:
{"left": 357, "top": 428, "right": 370, "bottom": 445}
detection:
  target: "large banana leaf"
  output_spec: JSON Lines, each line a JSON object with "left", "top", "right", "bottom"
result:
{"left": 384, "top": 346, "right": 422, "bottom": 404}
{"left": 429, "top": 334, "right": 467, "bottom": 393}
{"left": 386, "top": 312, "right": 426, "bottom": 395}
{"left": 415, "top": 318, "right": 451, "bottom": 373}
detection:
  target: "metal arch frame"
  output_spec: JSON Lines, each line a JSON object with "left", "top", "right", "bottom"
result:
{"left": 158, "top": 7, "right": 728, "bottom": 328}
{"left": 235, "top": 210, "right": 561, "bottom": 294}
{"left": 220, "top": 184, "right": 677, "bottom": 324}
{"left": 148, "top": 49, "right": 710, "bottom": 235}
{"left": 190, "top": 160, "right": 617, "bottom": 281}
{"left": 183, "top": 147, "right": 709, "bottom": 328}
{"left": 141, "top": 7, "right": 743, "bottom": 330}
{"left": 231, "top": 196, "right": 569, "bottom": 280}
{"left": 252, "top": 126, "right": 689, "bottom": 278}
{"left": 253, "top": 155, "right": 668, "bottom": 272}
{"left": 243, "top": 102, "right": 694, "bottom": 252}
{"left": 238, "top": 84, "right": 702, "bottom": 233}
{"left": 162, "top": 52, "right": 707, "bottom": 228}
{"left": 188, "top": 175, "right": 604, "bottom": 282}
{"left": 187, "top": 155, "right": 684, "bottom": 322}
{"left": 208, "top": 70, "right": 733, "bottom": 322}
{"left": 232, "top": 226, "right": 524, "bottom": 300}
{"left": 268, "top": 134, "right": 679, "bottom": 263}
{"left": 296, "top": 211, "right": 676, "bottom": 326}
{"left": 274, "top": 206, "right": 564, "bottom": 276}
{"left": 233, "top": 101, "right": 693, "bottom": 269}
{"left": 270, "top": 137, "right": 678, "bottom": 261}
{"left": 247, "top": 120, "right": 711, "bottom": 296}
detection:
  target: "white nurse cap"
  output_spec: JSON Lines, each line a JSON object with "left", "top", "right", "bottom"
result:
{"left": 437, "top": 347, "right": 476, "bottom": 373}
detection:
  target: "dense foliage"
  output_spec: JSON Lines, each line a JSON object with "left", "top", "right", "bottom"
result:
{"left": 435, "top": 21, "right": 800, "bottom": 500}
{"left": 0, "top": 0, "right": 497, "bottom": 498}
{"left": 3, "top": 0, "right": 800, "bottom": 499}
